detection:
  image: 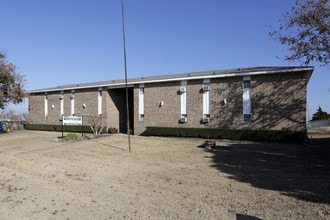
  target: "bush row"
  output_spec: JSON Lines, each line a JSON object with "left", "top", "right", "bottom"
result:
{"left": 146, "top": 126, "right": 307, "bottom": 143}
{"left": 24, "top": 124, "right": 107, "bottom": 133}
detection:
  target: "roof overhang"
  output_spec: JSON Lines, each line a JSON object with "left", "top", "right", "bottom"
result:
{"left": 28, "top": 66, "right": 314, "bottom": 94}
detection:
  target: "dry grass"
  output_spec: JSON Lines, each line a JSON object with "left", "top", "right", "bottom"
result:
{"left": 0, "top": 130, "right": 329, "bottom": 219}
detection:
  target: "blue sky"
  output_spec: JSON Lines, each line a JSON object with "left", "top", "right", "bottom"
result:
{"left": 1, "top": 0, "right": 329, "bottom": 116}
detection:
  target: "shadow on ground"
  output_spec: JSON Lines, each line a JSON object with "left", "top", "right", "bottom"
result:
{"left": 236, "top": 213, "right": 262, "bottom": 220}
{"left": 205, "top": 138, "right": 330, "bottom": 204}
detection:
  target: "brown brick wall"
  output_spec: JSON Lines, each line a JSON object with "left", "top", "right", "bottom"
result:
{"left": 208, "top": 77, "right": 243, "bottom": 129}
{"left": 28, "top": 95, "right": 45, "bottom": 124}
{"left": 133, "top": 71, "right": 309, "bottom": 134}
{"left": 251, "top": 72, "right": 307, "bottom": 131}
{"left": 133, "top": 78, "right": 243, "bottom": 134}
{"left": 105, "top": 90, "right": 120, "bottom": 131}
{"left": 29, "top": 70, "right": 309, "bottom": 135}
{"left": 133, "top": 82, "right": 180, "bottom": 135}
{"left": 28, "top": 88, "right": 108, "bottom": 126}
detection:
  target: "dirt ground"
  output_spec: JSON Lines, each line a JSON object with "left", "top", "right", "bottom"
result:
{"left": 0, "top": 130, "right": 329, "bottom": 220}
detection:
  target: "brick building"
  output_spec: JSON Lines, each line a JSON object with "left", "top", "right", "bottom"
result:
{"left": 28, "top": 66, "right": 313, "bottom": 135}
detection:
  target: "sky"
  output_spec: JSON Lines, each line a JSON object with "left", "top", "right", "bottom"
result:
{"left": 1, "top": 0, "right": 329, "bottom": 117}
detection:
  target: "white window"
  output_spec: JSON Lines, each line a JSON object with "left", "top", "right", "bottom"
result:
{"left": 243, "top": 76, "right": 251, "bottom": 122}
{"left": 44, "top": 93, "right": 48, "bottom": 120}
{"left": 60, "top": 92, "right": 64, "bottom": 118}
{"left": 203, "top": 79, "right": 210, "bottom": 120}
{"left": 70, "top": 90, "right": 75, "bottom": 116}
{"left": 98, "top": 88, "right": 102, "bottom": 115}
{"left": 139, "top": 84, "right": 144, "bottom": 121}
{"left": 180, "top": 81, "right": 187, "bottom": 120}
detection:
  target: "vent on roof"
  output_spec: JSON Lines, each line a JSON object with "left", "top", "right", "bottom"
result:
{"left": 179, "top": 87, "right": 186, "bottom": 93}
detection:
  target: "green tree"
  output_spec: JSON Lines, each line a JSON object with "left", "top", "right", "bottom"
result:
{"left": 270, "top": 0, "right": 330, "bottom": 66}
{"left": 311, "top": 106, "right": 329, "bottom": 120}
{"left": 0, "top": 53, "right": 25, "bottom": 109}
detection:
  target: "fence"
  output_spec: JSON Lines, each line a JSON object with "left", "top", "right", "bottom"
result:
{"left": 307, "top": 119, "right": 330, "bottom": 130}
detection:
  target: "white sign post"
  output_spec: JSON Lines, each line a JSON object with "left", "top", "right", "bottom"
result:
{"left": 61, "top": 116, "right": 83, "bottom": 139}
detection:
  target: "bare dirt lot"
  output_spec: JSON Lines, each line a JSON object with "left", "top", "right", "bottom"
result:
{"left": 0, "top": 130, "right": 329, "bottom": 219}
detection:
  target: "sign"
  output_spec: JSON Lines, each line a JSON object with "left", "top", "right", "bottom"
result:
{"left": 62, "top": 116, "right": 82, "bottom": 126}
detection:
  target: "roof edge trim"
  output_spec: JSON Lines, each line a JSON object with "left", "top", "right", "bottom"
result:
{"left": 28, "top": 67, "right": 314, "bottom": 94}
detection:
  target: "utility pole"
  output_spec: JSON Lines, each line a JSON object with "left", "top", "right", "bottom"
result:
{"left": 121, "top": 0, "right": 131, "bottom": 152}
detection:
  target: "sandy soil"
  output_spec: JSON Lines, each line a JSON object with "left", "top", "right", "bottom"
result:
{"left": 0, "top": 130, "right": 329, "bottom": 219}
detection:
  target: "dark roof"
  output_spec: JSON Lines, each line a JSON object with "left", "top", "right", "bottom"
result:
{"left": 29, "top": 66, "right": 313, "bottom": 94}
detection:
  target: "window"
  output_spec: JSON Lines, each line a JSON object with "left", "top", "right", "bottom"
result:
{"left": 98, "top": 88, "right": 102, "bottom": 115}
{"left": 203, "top": 79, "right": 210, "bottom": 121}
{"left": 60, "top": 92, "right": 64, "bottom": 118}
{"left": 243, "top": 76, "right": 251, "bottom": 122}
{"left": 70, "top": 90, "right": 75, "bottom": 116}
{"left": 44, "top": 93, "right": 48, "bottom": 120}
{"left": 139, "top": 84, "right": 144, "bottom": 121}
{"left": 180, "top": 81, "right": 187, "bottom": 121}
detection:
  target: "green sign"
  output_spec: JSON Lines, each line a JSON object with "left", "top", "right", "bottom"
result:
{"left": 63, "top": 116, "right": 82, "bottom": 126}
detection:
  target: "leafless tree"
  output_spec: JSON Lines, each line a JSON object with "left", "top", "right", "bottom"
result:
{"left": 270, "top": 0, "right": 330, "bottom": 66}
{"left": 85, "top": 115, "right": 106, "bottom": 135}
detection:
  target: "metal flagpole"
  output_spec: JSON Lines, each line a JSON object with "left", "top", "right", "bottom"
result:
{"left": 121, "top": 0, "right": 131, "bottom": 152}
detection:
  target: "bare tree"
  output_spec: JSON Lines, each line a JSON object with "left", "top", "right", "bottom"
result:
{"left": 270, "top": 0, "right": 330, "bottom": 66}
{"left": 85, "top": 115, "right": 106, "bottom": 136}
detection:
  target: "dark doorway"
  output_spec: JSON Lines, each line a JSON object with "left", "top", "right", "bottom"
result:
{"left": 108, "top": 87, "right": 134, "bottom": 134}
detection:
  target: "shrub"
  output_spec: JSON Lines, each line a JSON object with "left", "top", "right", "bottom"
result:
{"left": 146, "top": 126, "right": 307, "bottom": 143}
{"left": 65, "top": 133, "right": 80, "bottom": 141}
{"left": 108, "top": 127, "right": 118, "bottom": 134}
{"left": 24, "top": 124, "right": 107, "bottom": 133}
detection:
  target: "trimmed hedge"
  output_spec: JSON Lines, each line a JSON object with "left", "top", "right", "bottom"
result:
{"left": 24, "top": 124, "right": 107, "bottom": 134}
{"left": 146, "top": 126, "right": 307, "bottom": 143}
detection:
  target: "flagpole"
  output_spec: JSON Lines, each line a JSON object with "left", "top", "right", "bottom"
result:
{"left": 121, "top": 0, "right": 131, "bottom": 152}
